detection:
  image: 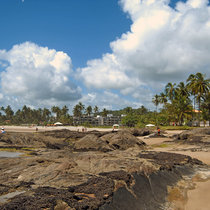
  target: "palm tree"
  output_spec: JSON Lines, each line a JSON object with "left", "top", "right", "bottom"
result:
{"left": 4, "top": 105, "right": 14, "bottom": 120}
{"left": 78, "top": 102, "right": 85, "bottom": 114}
{"left": 94, "top": 106, "right": 99, "bottom": 115}
{"left": 73, "top": 105, "right": 82, "bottom": 117}
{"left": 51, "top": 106, "right": 61, "bottom": 120}
{"left": 152, "top": 94, "right": 160, "bottom": 112}
{"left": 177, "top": 82, "right": 189, "bottom": 98}
{"left": 86, "top": 106, "right": 92, "bottom": 116}
{"left": 42, "top": 108, "right": 51, "bottom": 122}
{"left": 187, "top": 74, "right": 197, "bottom": 114}
{"left": 124, "top": 106, "right": 133, "bottom": 114}
{"left": 102, "top": 108, "right": 108, "bottom": 117}
{"left": 61, "top": 105, "right": 69, "bottom": 116}
{"left": 152, "top": 94, "right": 160, "bottom": 125}
{"left": 165, "top": 83, "right": 177, "bottom": 101}
{"left": 201, "top": 92, "right": 210, "bottom": 123}
{"left": 159, "top": 92, "right": 168, "bottom": 105}
{"left": 188, "top": 73, "right": 210, "bottom": 124}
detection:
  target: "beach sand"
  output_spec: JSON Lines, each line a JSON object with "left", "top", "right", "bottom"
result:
{"left": 140, "top": 130, "right": 210, "bottom": 210}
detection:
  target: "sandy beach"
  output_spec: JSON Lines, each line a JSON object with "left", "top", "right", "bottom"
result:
{"left": 140, "top": 130, "right": 210, "bottom": 210}
{"left": 3, "top": 125, "right": 113, "bottom": 133}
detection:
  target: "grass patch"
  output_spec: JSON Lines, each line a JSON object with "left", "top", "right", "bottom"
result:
{"left": 0, "top": 148, "right": 18, "bottom": 152}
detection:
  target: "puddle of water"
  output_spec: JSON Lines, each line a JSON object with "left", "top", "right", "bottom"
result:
{"left": 0, "top": 191, "right": 25, "bottom": 203}
{"left": 0, "top": 151, "right": 23, "bottom": 158}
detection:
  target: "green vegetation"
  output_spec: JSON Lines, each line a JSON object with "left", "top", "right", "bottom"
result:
{"left": 152, "top": 72, "right": 209, "bottom": 126}
{"left": 0, "top": 73, "right": 209, "bottom": 127}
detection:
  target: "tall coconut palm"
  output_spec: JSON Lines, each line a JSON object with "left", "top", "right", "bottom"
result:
{"left": 176, "top": 82, "right": 189, "bottom": 98}
{"left": 152, "top": 94, "right": 160, "bottom": 112}
{"left": 61, "top": 105, "right": 69, "bottom": 116}
{"left": 193, "top": 73, "right": 210, "bottom": 124}
{"left": 201, "top": 92, "right": 210, "bottom": 122}
{"left": 78, "top": 102, "right": 85, "bottom": 114}
{"left": 165, "top": 83, "right": 177, "bottom": 101}
{"left": 102, "top": 108, "right": 108, "bottom": 117}
{"left": 152, "top": 94, "right": 160, "bottom": 125}
{"left": 187, "top": 74, "right": 197, "bottom": 114}
{"left": 86, "top": 106, "right": 92, "bottom": 116}
{"left": 51, "top": 106, "right": 61, "bottom": 120}
{"left": 94, "top": 106, "right": 99, "bottom": 114}
{"left": 159, "top": 92, "right": 168, "bottom": 105}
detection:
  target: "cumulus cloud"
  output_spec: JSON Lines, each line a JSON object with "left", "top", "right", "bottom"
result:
{"left": 0, "top": 42, "right": 81, "bottom": 107}
{"left": 78, "top": 0, "right": 210, "bottom": 101}
{"left": 80, "top": 90, "right": 142, "bottom": 110}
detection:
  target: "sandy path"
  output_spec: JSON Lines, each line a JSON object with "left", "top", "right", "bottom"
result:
{"left": 3, "top": 125, "right": 113, "bottom": 133}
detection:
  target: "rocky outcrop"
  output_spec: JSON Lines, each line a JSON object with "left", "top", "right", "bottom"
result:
{"left": 0, "top": 129, "right": 207, "bottom": 209}
{"left": 0, "top": 151, "right": 203, "bottom": 210}
{"left": 175, "top": 127, "right": 210, "bottom": 144}
{"left": 73, "top": 134, "right": 113, "bottom": 152}
{"left": 100, "top": 130, "right": 146, "bottom": 150}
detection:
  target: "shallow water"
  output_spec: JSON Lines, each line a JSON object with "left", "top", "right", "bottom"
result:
{"left": 0, "top": 151, "right": 23, "bottom": 158}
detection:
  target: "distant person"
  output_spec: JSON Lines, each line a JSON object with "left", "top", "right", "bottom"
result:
{"left": 36, "top": 127, "right": 38, "bottom": 132}
{"left": 1, "top": 128, "right": 5, "bottom": 133}
{"left": 157, "top": 127, "right": 160, "bottom": 136}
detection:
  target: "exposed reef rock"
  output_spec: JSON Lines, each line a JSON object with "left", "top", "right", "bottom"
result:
{"left": 100, "top": 130, "right": 146, "bottom": 150}
{"left": 73, "top": 134, "right": 113, "bottom": 152}
{"left": 0, "top": 128, "right": 207, "bottom": 209}
{"left": 175, "top": 127, "right": 210, "bottom": 145}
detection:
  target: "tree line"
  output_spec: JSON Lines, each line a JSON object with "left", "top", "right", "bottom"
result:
{"left": 152, "top": 72, "right": 210, "bottom": 126}
{"left": 0, "top": 103, "right": 125, "bottom": 125}
{"left": 0, "top": 72, "right": 209, "bottom": 127}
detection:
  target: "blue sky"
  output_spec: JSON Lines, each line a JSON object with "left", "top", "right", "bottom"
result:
{"left": 0, "top": 0, "right": 131, "bottom": 68}
{"left": 0, "top": 0, "right": 209, "bottom": 111}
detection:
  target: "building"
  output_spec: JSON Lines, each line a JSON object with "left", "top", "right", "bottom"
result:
{"left": 73, "top": 115, "right": 122, "bottom": 126}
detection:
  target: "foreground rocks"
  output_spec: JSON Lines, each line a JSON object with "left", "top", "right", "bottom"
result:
{"left": 0, "top": 128, "right": 208, "bottom": 209}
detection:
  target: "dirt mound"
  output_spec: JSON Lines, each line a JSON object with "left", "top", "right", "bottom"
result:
{"left": 100, "top": 130, "right": 146, "bottom": 150}
{"left": 73, "top": 134, "right": 112, "bottom": 152}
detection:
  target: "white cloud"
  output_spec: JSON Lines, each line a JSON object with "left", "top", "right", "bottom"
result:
{"left": 80, "top": 91, "right": 142, "bottom": 111}
{"left": 0, "top": 42, "right": 81, "bottom": 108}
{"left": 78, "top": 0, "right": 210, "bottom": 105}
